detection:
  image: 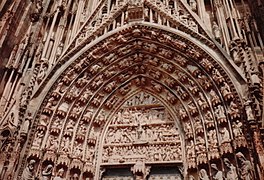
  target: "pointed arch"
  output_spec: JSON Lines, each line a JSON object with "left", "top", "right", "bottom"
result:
{"left": 23, "top": 23, "right": 252, "bottom": 179}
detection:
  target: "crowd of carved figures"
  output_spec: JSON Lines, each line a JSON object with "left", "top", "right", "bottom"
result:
{"left": 103, "top": 108, "right": 182, "bottom": 164}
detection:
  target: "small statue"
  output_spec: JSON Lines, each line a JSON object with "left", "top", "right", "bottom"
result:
{"left": 211, "top": 163, "right": 224, "bottom": 180}
{"left": 221, "top": 127, "right": 231, "bottom": 143}
{"left": 212, "top": 21, "right": 221, "bottom": 42}
{"left": 22, "top": 159, "right": 36, "bottom": 180}
{"left": 199, "top": 169, "right": 210, "bottom": 180}
{"left": 54, "top": 168, "right": 64, "bottom": 180}
{"left": 236, "top": 152, "right": 254, "bottom": 180}
{"left": 224, "top": 158, "right": 238, "bottom": 180}
{"left": 41, "top": 164, "right": 53, "bottom": 180}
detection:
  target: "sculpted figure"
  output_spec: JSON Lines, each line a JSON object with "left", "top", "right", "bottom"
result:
{"left": 21, "top": 116, "right": 31, "bottom": 134}
{"left": 66, "top": 119, "right": 75, "bottom": 131}
{"left": 37, "top": 64, "right": 48, "bottom": 83}
{"left": 199, "top": 169, "right": 210, "bottom": 180}
{"left": 41, "top": 164, "right": 53, "bottom": 180}
{"left": 232, "top": 121, "right": 243, "bottom": 138}
{"left": 22, "top": 160, "right": 36, "bottom": 180}
{"left": 221, "top": 82, "right": 232, "bottom": 100}
{"left": 189, "top": 0, "right": 197, "bottom": 11}
{"left": 210, "top": 89, "right": 220, "bottom": 105}
{"left": 208, "top": 130, "right": 218, "bottom": 147}
{"left": 61, "top": 136, "right": 71, "bottom": 153}
{"left": 221, "top": 127, "right": 231, "bottom": 143}
{"left": 54, "top": 168, "right": 64, "bottom": 180}
{"left": 224, "top": 158, "right": 238, "bottom": 180}
{"left": 196, "top": 136, "right": 206, "bottom": 152}
{"left": 215, "top": 105, "right": 226, "bottom": 120}
{"left": 211, "top": 164, "right": 224, "bottom": 180}
{"left": 186, "top": 140, "right": 195, "bottom": 158}
{"left": 32, "top": 130, "right": 44, "bottom": 148}
{"left": 244, "top": 100, "right": 254, "bottom": 121}
{"left": 212, "top": 21, "right": 221, "bottom": 42}
{"left": 236, "top": 152, "right": 254, "bottom": 180}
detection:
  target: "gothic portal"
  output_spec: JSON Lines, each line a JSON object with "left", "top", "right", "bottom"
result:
{"left": 0, "top": 0, "right": 264, "bottom": 180}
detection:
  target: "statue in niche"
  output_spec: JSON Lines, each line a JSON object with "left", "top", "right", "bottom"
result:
{"left": 212, "top": 68, "right": 224, "bottom": 84}
{"left": 194, "top": 117, "right": 203, "bottom": 133}
{"left": 196, "top": 136, "right": 206, "bottom": 152}
{"left": 210, "top": 89, "right": 220, "bottom": 106}
{"left": 204, "top": 111, "right": 214, "bottom": 127}
{"left": 244, "top": 100, "right": 255, "bottom": 121}
{"left": 22, "top": 159, "right": 36, "bottom": 180}
{"left": 54, "top": 82, "right": 67, "bottom": 94}
{"left": 212, "top": 21, "right": 221, "bottom": 42}
{"left": 41, "top": 164, "right": 53, "bottom": 180}
{"left": 197, "top": 92, "right": 208, "bottom": 110}
{"left": 51, "top": 116, "right": 62, "bottom": 129}
{"left": 208, "top": 130, "right": 218, "bottom": 147}
{"left": 186, "top": 140, "right": 195, "bottom": 158}
{"left": 45, "top": 96, "right": 56, "bottom": 108}
{"left": 66, "top": 119, "right": 75, "bottom": 132}
{"left": 199, "top": 169, "right": 210, "bottom": 180}
{"left": 73, "top": 141, "right": 83, "bottom": 158}
{"left": 221, "top": 82, "right": 233, "bottom": 99}
{"left": 46, "top": 135, "right": 58, "bottom": 150}
{"left": 79, "top": 121, "right": 87, "bottom": 134}
{"left": 215, "top": 105, "right": 226, "bottom": 122}
{"left": 220, "top": 127, "right": 231, "bottom": 143}
{"left": 61, "top": 136, "right": 71, "bottom": 153}
{"left": 71, "top": 103, "right": 82, "bottom": 115}
{"left": 54, "top": 168, "right": 64, "bottom": 180}
{"left": 179, "top": 107, "right": 188, "bottom": 120}
{"left": 228, "top": 101, "right": 240, "bottom": 119}
{"left": 211, "top": 163, "right": 224, "bottom": 180}
{"left": 224, "top": 158, "right": 238, "bottom": 180}
{"left": 188, "top": 101, "right": 197, "bottom": 115}
{"left": 184, "top": 122, "right": 193, "bottom": 136}
{"left": 32, "top": 130, "right": 44, "bottom": 148}
{"left": 232, "top": 120, "right": 244, "bottom": 138}
{"left": 235, "top": 152, "right": 254, "bottom": 180}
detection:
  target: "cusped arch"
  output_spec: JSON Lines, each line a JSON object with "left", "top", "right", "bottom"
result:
{"left": 27, "top": 23, "right": 251, "bottom": 179}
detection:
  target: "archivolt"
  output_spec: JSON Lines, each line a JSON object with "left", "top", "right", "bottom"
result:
{"left": 26, "top": 23, "right": 250, "bottom": 178}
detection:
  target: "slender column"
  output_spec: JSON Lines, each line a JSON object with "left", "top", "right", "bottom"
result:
{"left": 150, "top": 9, "right": 153, "bottom": 23}
{"left": 230, "top": 0, "right": 243, "bottom": 38}
{"left": 50, "top": 0, "right": 73, "bottom": 64}
{"left": 223, "top": 0, "right": 239, "bottom": 39}
{"left": 64, "top": 11, "right": 75, "bottom": 46}
{"left": 3, "top": 75, "right": 19, "bottom": 113}
{"left": 197, "top": 0, "right": 206, "bottom": 23}
{"left": 41, "top": 0, "right": 62, "bottom": 60}
{"left": 215, "top": 4, "right": 230, "bottom": 52}
{"left": 70, "top": 0, "right": 85, "bottom": 41}
{"left": 0, "top": 70, "right": 14, "bottom": 114}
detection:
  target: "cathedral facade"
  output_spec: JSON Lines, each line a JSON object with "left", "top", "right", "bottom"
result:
{"left": 0, "top": 0, "right": 264, "bottom": 179}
